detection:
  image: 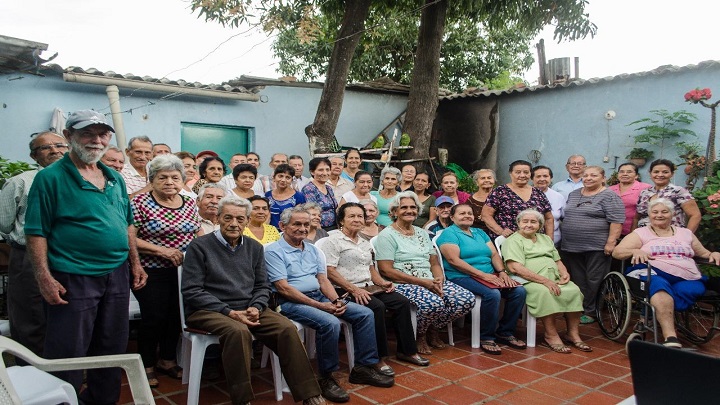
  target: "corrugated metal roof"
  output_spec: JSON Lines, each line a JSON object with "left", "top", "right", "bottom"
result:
{"left": 441, "top": 60, "right": 720, "bottom": 100}
{"left": 229, "top": 75, "right": 451, "bottom": 96}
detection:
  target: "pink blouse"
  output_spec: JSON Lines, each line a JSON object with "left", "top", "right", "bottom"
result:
{"left": 635, "top": 226, "right": 700, "bottom": 280}
{"left": 609, "top": 181, "right": 651, "bottom": 235}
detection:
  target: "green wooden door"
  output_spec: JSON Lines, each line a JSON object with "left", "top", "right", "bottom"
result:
{"left": 180, "top": 122, "right": 251, "bottom": 165}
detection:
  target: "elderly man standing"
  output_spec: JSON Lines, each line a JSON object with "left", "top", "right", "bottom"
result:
{"left": 219, "top": 153, "right": 247, "bottom": 191}
{"left": 288, "top": 155, "right": 310, "bottom": 192}
{"left": 552, "top": 154, "right": 586, "bottom": 200}
{"left": 182, "top": 195, "right": 325, "bottom": 405}
{"left": 121, "top": 135, "right": 153, "bottom": 196}
{"left": 0, "top": 131, "right": 68, "bottom": 357}
{"left": 197, "top": 183, "right": 226, "bottom": 234}
{"left": 24, "top": 110, "right": 147, "bottom": 404}
{"left": 101, "top": 146, "right": 125, "bottom": 172}
{"left": 265, "top": 206, "right": 394, "bottom": 403}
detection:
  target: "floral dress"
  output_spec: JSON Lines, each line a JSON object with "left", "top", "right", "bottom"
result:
{"left": 301, "top": 181, "right": 337, "bottom": 228}
{"left": 636, "top": 184, "right": 694, "bottom": 228}
{"left": 484, "top": 185, "right": 551, "bottom": 239}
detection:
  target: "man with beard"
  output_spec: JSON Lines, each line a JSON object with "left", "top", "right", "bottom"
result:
{"left": 0, "top": 131, "right": 68, "bottom": 357}
{"left": 197, "top": 183, "right": 226, "bottom": 234}
{"left": 24, "top": 110, "right": 148, "bottom": 404}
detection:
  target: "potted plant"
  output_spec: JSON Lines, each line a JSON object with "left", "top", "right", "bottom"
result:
{"left": 625, "top": 148, "right": 655, "bottom": 167}
{"left": 627, "top": 109, "right": 697, "bottom": 159}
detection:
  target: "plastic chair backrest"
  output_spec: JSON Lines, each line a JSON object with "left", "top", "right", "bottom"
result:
{"left": 178, "top": 265, "right": 189, "bottom": 330}
{"left": 494, "top": 235, "right": 507, "bottom": 259}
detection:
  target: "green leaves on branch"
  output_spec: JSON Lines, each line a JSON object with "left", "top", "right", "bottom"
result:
{"left": 628, "top": 109, "right": 698, "bottom": 158}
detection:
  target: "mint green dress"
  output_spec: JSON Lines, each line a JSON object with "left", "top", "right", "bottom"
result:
{"left": 501, "top": 233, "right": 583, "bottom": 318}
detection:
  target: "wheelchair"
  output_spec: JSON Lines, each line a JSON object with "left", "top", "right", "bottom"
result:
{"left": 595, "top": 261, "right": 720, "bottom": 351}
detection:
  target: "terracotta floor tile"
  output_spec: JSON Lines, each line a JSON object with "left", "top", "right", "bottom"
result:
{"left": 584, "top": 336, "right": 626, "bottom": 350}
{"left": 515, "top": 358, "right": 569, "bottom": 375}
{"left": 574, "top": 390, "right": 624, "bottom": 405}
{"left": 526, "top": 376, "right": 588, "bottom": 401}
{"left": 539, "top": 351, "right": 590, "bottom": 367}
{"left": 556, "top": 368, "right": 613, "bottom": 388}
{"left": 354, "top": 384, "right": 415, "bottom": 404}
{"left": 600, "top": 352, "right": 631, "bottom": 368}
{"left": 395, "top": 370, "right": 448, "bottom": 392}
{"left": 578, "top": 360, "right": 630, "bottom": 379}
{"left": 393, "top": 394, "right": 445, "bottom": 405}
{"left": 430, "top": 345, "right": 474, "bottom": 360}
{"left": 496, "top": 387, "right": 562, "bottom": 405}
{"left": 600, "top": 380, "right": 635, "bottom": 399}
{"left": 425, "top": 383, "right": 489, "bottom": 404}
{"left": 167, "top": 385, "right": 230, "bottom": 405}
{"left": 453, "top": 353, "right": 506, "bottom": 371}
{"left": 425, "top": 361, "right": 478, "bottom": 381}
{"left": 458, "top": 374, "right": 517, "bottom": 396}
{"left": 488, "top": 365, "right": 545, "bottom": 385}
{"left": 490, "top": 348, "right": 533, "bottom": 364}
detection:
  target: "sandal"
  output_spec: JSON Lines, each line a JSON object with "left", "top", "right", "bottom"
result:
{"left": 156, "top": 364, "right": 183, "bottom": 379}
{"left": 480, "top": 340, "right": 502, "bottom": 355}
{"left": 580, "top": 315, "right": 596, "bottom": 324}
{"left": 417, "top": 334, "right": 432, "bottom": 355}
{"left": 560, "top": 335, "right": 592, "bottom": 352}
{"left": 495, "top": 335, "right": 527, "bottom": 350}
{"left": 540, "top": 338, "right": 571, "bottom": 354}
{"left": 145, "top": 370, "right": 159, "bottom": 388}
{"left": 427, "top": 327, "right": 447, "bottom": 349}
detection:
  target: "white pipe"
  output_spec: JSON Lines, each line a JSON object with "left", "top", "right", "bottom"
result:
{"left": 63, "top": 72, "right": 260, "bottom": 102}
{"left": 105, "top": 85, "right": 127, "bottom": 149}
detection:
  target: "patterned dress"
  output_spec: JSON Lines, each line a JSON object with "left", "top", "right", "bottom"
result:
{"left": 266, "top": 190, "right": 306, "bottom": 229}
{"left": 636, "top": 184, "right": 694, "bottom": 228}
{"left": 484, "top": 185, "right": 551, "bottom": 239}
{"left": 131, "top": 192, "right": 201, "bottom": 268}
{"left": 302, "top": 182, "right": 337, "bottom": 228}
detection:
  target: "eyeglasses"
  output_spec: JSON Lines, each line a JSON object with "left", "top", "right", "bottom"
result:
{"left": 33, "top": 143, "right": 69, "bottom": 152}
{"left": 567, "top": 162, "right": 586, "bottom": 167}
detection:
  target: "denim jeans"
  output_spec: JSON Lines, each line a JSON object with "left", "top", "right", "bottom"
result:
{"left": 452, "top": 276, "right": 526, "bottom": 341}
{"left": 278, "top": 290, "right": 379, "bottom": 376}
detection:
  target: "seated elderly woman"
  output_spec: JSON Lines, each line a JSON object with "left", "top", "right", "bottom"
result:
{"left": 303, "top": 202, "right": 329, "bottom": 244}
{"left": 613, "top": 198, "right": 720, "bottom": 348}
{"left": 437, "top": 203, "right": 527, "bottom": 355}
{"left": 501, "top": 209, "right": 590, "bottom": 354}
{"left": 131, "top": 154, "right": 202, "bottom": 386}
{"left": 375, "top": 191, "right": 475, "bottom": 354}
{"left": 243, "top": 196, "right": 280, "bottom": 245}
{"left": 359, "top": 199, "right": 383, "bottom": 241}
{"left": 320, "top": 202, "right": 429, "bottom": 370}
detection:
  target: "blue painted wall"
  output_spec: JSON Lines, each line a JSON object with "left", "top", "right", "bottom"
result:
{"left": 0, "top": 70, "right": 408, "bottom": 176}
{"left": 495, "top": 64, "right": 720, "bottom": 185}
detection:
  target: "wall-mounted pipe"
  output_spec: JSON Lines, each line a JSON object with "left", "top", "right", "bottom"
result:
{"left": 63, "top": 72, "right": 260, "bottom": 102}
{"left": 105, "top": 85, "right": 126, "bottom": 149}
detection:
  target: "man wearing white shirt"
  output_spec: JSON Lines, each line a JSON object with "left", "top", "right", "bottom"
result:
{"left": 288, "top": 155, "right": 310, "bottom": 192}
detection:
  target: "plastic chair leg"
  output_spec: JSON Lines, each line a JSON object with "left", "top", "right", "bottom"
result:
{"left": 471, "top": 296, "right": 482, "bottom": 348}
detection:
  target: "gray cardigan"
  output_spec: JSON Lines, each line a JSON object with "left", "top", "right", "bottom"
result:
{"left": 182, "top": 233, "right": 270, "bottom": 317}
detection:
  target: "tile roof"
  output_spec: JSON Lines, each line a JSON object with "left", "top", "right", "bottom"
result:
{"left": 441, "top": 60, "right": 720, "bottom": 100}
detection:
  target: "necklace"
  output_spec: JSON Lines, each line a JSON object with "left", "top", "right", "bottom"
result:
{"left": 392, "top": 222, "right": 414, "bottom": 236}
{"left": 650, "top": 225, "right": 675, "bottom": 237}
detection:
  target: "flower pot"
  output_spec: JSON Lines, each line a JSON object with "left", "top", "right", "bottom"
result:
{"left": 629, "top": 158, "right": 647, "bottom": 167}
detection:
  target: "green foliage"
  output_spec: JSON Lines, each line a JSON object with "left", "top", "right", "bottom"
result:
{"left": 625, "top": 148, "right": 655, "bottom": 160}
{"left": 627, "top": 109, "right": 698, "bottom": 158}
{"left": 445, "top": 163, "right": 478, "bottom": 193}
{"left": 692, "top": 160, "right": 720, "bottom": 277}
{"left": 0, "top": 157, "right": 36, "bottom": 188}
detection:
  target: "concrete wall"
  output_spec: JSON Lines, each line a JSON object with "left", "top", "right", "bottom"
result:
{"left": 0, "top": 71, "right": 408, "bottom": 175}
{"left": 493, "top": 64, "right": 720, "bottom": 185}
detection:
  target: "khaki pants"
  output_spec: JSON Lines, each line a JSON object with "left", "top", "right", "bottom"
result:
{"left": 186, "top": 309, "right": 321, "bottom": 404}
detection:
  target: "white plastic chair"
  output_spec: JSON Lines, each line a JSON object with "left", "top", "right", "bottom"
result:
{"left": 371, "top": 235, "right": 455, "bottom": 345}
{"left": 495, "top": 235, "right": 536, "bottom": 348}
{"left": 178, "top": 266, "right": 288, "bottom": 404}
{"left": 129, "top": 291, "right": 142, "bottom": 321}
{"left": 0, "top": 335, "right": 155, "bottom": 405}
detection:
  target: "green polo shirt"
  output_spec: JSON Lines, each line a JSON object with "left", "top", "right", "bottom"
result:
{"left": 25, "top": 154, "right": 132, "bottom": 276}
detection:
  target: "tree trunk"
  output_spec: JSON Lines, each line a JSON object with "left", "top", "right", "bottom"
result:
{"left": 403, "top": 0, "right": 448, "bottom": 160}
{"left": 305, "top": 0, "right": 372, "bottom": 155}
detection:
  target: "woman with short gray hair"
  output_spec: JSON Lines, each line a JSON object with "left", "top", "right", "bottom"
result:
{"left": 371, "top": 166, "right": 402, "bottom": 227}
{"left": 131, "top": 155, "right": 202, "bottom": 387}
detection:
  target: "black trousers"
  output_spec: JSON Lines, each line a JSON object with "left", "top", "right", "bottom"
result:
{"left": 336, "top": 288, "right": 418, "bottom": 357}
{"left": 132, "top": 266, "right": 181, "bottom": 367}
{"left": 7, "top": 244, "right": 45, "bottom": 358}
{"left": 44, "top": 261, "right": 129, "bottom": 405}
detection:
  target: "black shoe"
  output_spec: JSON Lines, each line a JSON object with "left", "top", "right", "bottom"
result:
{"left": 318, "top": 376, "right": 349, "bottom": 403}
{"left": 396, "top": 352, "right": 430, "bottom": 366}
{"left": 349, "top": 365, "right": 395, "bottom": 388}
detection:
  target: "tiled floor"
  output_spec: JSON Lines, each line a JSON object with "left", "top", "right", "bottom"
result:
{"left": 121, "top": 316, "right": 720, "bottom": 404}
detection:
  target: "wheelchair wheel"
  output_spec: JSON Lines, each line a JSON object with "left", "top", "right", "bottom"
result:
{"left": 625, "top": 332, "right": 643, "bottom": 353}
{"left": 596, "top": 272, "right": 632, "bottom": 340}
{"left": 675, "top": 300, "right": 720, "bottom": 344}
